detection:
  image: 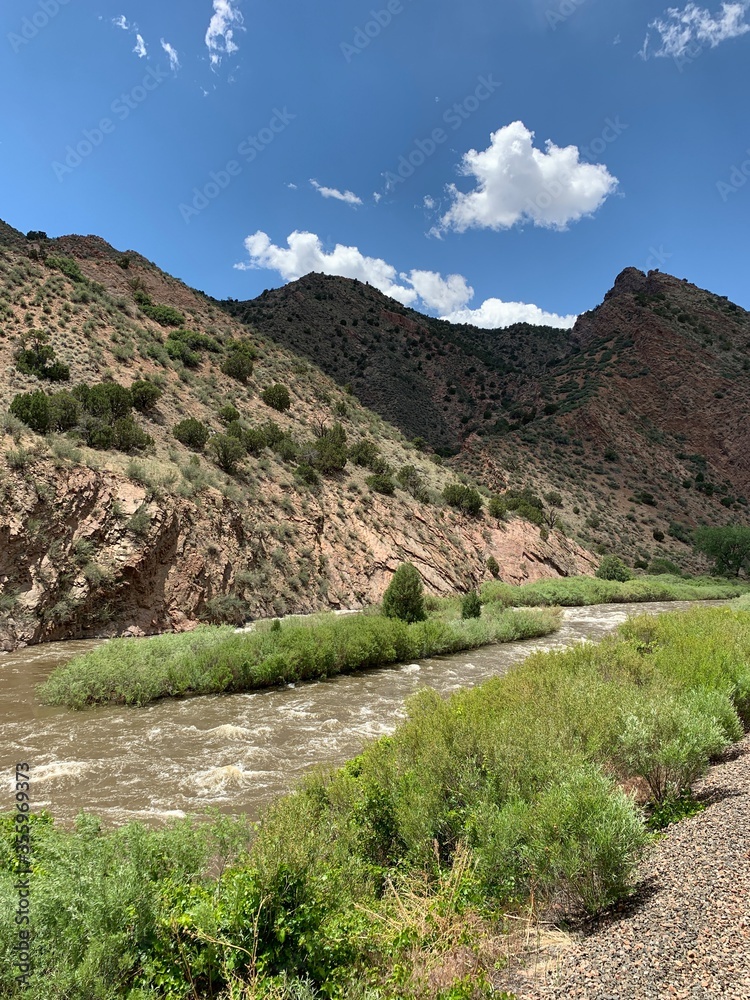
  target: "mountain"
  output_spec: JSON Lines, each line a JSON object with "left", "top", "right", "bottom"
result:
{"left": 0, "top": 221, "right": 592, "bottom": 650}
{"left": 221, "top": 267, "right": 750, "bottom": 567}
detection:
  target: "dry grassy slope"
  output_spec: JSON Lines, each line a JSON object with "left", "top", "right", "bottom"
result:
{"left": 223, "top": 267, "right": 750, "bottom": 570}
{"left": 0, "top": 222, "right": 593, "bottom": 649}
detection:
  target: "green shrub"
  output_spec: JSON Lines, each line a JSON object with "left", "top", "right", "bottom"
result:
{"left": 14, "top": 330, "right": 70, "bottom": 381}
{"left": 221, "top": 342, "right": 256, "bottom": 383}
{"left": 668, "top": 521, "right": 692, "bottom": 545}
{"left": 261, "top": 384, "right": 291, "bottom": 412}
{"left": 349, "top": 439, "right": 381, "bottom": 468}
{"left": 648, "top": 557, "right": 681, "bottom": 575}
{"left": 10, "top": 390, "right": 51, "bottom": 434}
{"left": 312, "top": 423, "right": 347, "bottom": 473}
{"left": 488, "top": 496, "right": 507, "bottom": 520}
{"left": 486, "top": 555, "right": 500, "bottom": 578}
{"left": 396, "top": 465, "right": 429, "bottom": 502}
{"left": 614, "top": 692, "right": 731, "bottom": 803}
{"left": 81, "top": 417, "right": 114, "bottom": 450}
{"left": 366, "top": 473, "right": 395, "bottom": 495}
{"left": 596, "top": 556, "right": 631, "bottom": 582}
{"left": 112, "top": 417, "right": 153, "bottom": 453}
{"left": 217, "top": 404, "right": 240, "bottom": 425}
{"left": 294, "top": 463, "right": 321, "bottom": 487}
{"left": 165, "top": 337, "right": 200, "bottom": 367}
{"left": 129, "top": 380, "right": 162, "bottom": 413}
{"left": 209, "top": 433, "right": 246, "bottom": 473}
{"left": 201, "top": 594, "right": 249, "bottom": 625}
{"left": 48, "top": 392, "right": 80, "bottom": 431}
{"left": 47, "top": 255, "right": 84, "bottom": 282}
{"left": 76, "top": 382, "right": 132, "bottom": 421}
{"left": 461, "top": 591, "right": 482, "bottom": 619}
{"left": 173, "top": 418, "right": 210, "bottom": 451}
{"left": 443, "top": 483, "right": 483, "bottom": 516}
{"left": 382, "top": 563, "right": 427, "bottom": 623}
{"left": 136, "top": 294, "right": 185, "bottom": 327}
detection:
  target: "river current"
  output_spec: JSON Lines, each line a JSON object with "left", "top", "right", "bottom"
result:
{"left": 0, "top": 601, "right": 724, "bottom": 827}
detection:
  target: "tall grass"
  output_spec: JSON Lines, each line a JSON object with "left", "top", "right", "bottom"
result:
{"left": 5, "top": 606, "right": 749, "bottom": 1000}
{"left": 481, "top": 572, "right": 750, "bottom": 608}
{"left": 39, "top": 605, "right": 560, "bottom": 709}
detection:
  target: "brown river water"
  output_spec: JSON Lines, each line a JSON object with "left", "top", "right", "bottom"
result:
{"left": 0, "top": 601, "right": 726, "bottom": 828}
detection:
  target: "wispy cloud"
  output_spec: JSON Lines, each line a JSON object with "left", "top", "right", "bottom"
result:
{"left": 133, "top": 34, "right": 147, "bottom": 58}
{"left": 161, "top": 39, "right": 180, "bottom": 71}
{"left": 310, "top": 179, "right": 363, "bottom": 206}
{"left": 641, "top": 2, "right": 750, "bottom": 59}
{"left": 235, "top": 230, "right": 576, "bottom": 328}
{"left": 112, "top": 15, "right": 131, "bottom": 31}
{"left": 206, "top": 0, "right": 244, "bottom": 67}
{"left": 438, "top": 121, "right": 618, "bottom": 233}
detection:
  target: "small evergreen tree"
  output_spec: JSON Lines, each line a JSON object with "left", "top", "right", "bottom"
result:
{"left": 596, "top": 555, "right": 631, "bottom": 582}
{"left": 209, "top": 433, "right": 246, "bottom": 473}
{"left": 382, "top": 563, "right": 426, "bottom": 623}
{"left": 173, "top": 418, "right": 210, "bottom": 451}
{"left": 486, "top": 555, "right": 500, "bottom": 578}
{"left": 461, "top": 591, "right": 482, "bottom": 619}
{"left": 261, "top": 383, "right": 291, "bottom": 412}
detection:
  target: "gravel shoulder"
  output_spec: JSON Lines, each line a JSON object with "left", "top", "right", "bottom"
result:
{"left": 505, "top": 733, "right": 750, "bottom": 1000}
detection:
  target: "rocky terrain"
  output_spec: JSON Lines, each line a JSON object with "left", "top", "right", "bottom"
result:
{"left": 0, "top": 220, "right": 593, "bottom": 650}
{"left": 224, "top": 268, "right": 750, "bottom": 566}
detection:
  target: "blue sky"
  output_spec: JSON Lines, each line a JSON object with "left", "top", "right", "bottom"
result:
{"left": 1, "top": 0, "right": 749, "bottom": 327}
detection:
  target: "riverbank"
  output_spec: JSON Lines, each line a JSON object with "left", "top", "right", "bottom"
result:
{"left": 3, "top": 604, "right": 749, "bottom": 999}
{"left": 481, "top": 572, "right": 750, "bottom": 608}
{"left": 504, "top": 732, "right": 750, "bottom": 999}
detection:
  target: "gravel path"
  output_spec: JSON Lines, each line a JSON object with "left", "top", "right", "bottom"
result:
{"left": 507, "top": 734, "right": 750, "bottom": 1000}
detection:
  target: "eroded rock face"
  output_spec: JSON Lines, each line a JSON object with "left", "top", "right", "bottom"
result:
{"left": 0, "top": 456, "right": 594, "bottom": 650}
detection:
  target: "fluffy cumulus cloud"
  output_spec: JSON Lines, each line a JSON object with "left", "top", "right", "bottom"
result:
{"left": 206, "top": 0, "right": 244, "bottom": 66}
{"left": 236, "top": 231, "right": 575, "bottom": 327}
{"left": 161, "top": 39, "right": 180, "bottom": 70}
{"left": 442, "top": 298, "right": 577, "bottom": 330}
{"left": 641, "top": 1, "right": 750, "bottom": 58}
{"left": 438, "top": 121, "right": 618, "bottom": 233}
{"left": 310, "top": 179, "right": 363, "bottom": 205}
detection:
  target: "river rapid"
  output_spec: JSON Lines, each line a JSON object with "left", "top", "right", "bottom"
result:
{"left": 0, "top": 601, "right": 725, "bottom": 828}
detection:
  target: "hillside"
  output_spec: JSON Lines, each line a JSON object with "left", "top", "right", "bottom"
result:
{"left": 0, "top": 221, "right": 592, "bottom": 650}
{"left": 221, "top": 268, "right": 750, "bottom": 567}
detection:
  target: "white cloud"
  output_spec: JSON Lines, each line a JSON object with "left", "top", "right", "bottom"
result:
{"left": 113, "top": 15, "right": 131, "bottom": 30}
{"left": 235, "top": 230, "right": 574, "bottom": 327}
{"left": 134, "top": 34, "right": 147, "bottom": 58}
{"left": 442, "top": 298, "right": 577, "bottom": 330}
{"left": 641, "top": 1, "right": 750, "bottom": 58}
{"left": 206, "top": 0, "right": 244, "bottom": 66}
{"left": 310, "top": 179, "right": 363, "bottom": 205}
{"left": 161, "top": 39, "right": 180, "bottom": 70}
{"left": 287, "top": 182, "right": 298, "bottom": 190}
{"left": 423, "top": 195, "right": 436, "bottom": 210}
{"left": 439, "top": 121, "right": 618, "bottom": 233}
{"left": 406, "top": 270, "right": 473, "bottom": 313}
{"left": 373, "top": 192, "right": 382, "bottom": 203}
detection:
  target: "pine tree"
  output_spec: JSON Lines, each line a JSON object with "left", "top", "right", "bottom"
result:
{"left": 382, "top": 563, "right": 426, "bottom": 623}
